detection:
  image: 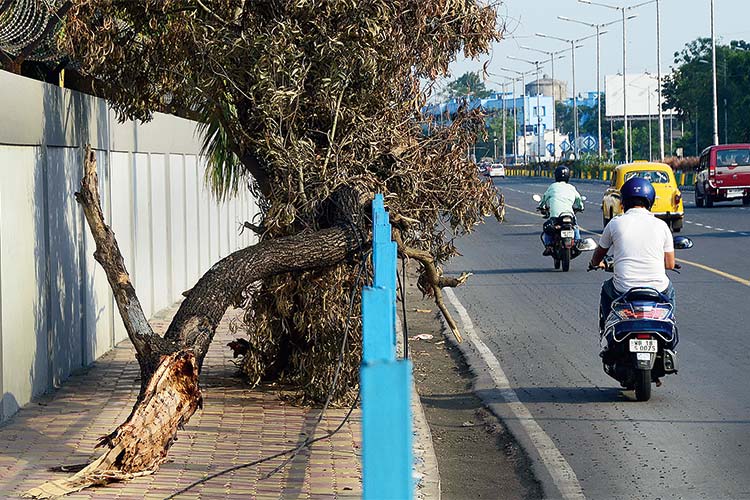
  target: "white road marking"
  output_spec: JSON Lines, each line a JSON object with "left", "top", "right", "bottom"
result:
{"left": 444, "top": 288, "right": 585, "bottom": 500}
{"left": 704, "top": 225, "right": 713, "bottom": 229}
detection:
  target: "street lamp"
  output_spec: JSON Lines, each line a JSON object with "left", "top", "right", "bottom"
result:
{"left": 535, "top": 31, "right": 598, "bottom": 160}
{"left": 579, "top": 0, "right": 662, "bottom": 162}
{"left": 557, "top": 15, "right": 635, "bottom": 158}
{"left": 520, "top": 46, "right": 566, "bottom": 159}
{"left": 499, "top": 67, "right": 535, "bottom": 165}
{"left": 508, "top": 55, "right": 546, "bottom": 163}
{"left": 699, "top": 57, "right": 728, "bottom": 144}
{"left": 710, "top": 0, "right": 719, "bottom": 145}
{"left": 490, "top": 74, "right": 521, "bottom": 163}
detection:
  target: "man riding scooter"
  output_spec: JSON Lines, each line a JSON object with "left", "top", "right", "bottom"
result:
{"left": 537, "top": 165, "right": 585, "bottom": 256}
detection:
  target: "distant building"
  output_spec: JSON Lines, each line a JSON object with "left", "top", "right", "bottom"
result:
{"left": 423, "top": 92, "right": 555, "bottom": 138}
{"left": 525, "top": 74, "right": 567, "bottom": 102}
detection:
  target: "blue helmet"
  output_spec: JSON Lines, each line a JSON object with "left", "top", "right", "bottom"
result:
{"left": 620, "top": 177, "right": 655, "bottom": 210}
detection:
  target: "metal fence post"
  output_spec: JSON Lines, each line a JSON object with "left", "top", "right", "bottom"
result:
{"left": 361, "top": 193, "right": 413, "bottom": 500}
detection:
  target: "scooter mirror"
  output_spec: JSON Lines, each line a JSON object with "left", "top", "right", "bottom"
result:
{"left": 532, "top": 194, "right": 542, "bottom": 202}
{"left": 673, "top": 236, "right": 694, "bottom": 249}
{"left": 577, "top": 237, "right": 598, "bottom": 251}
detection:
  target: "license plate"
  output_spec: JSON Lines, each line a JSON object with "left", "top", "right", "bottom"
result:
{"left": 560, "top": 229, "right": 575, "bottom": 238}
{"left": 629, "top": 339, "right": 657, "bottom": 352}
{"left": 727, "top": 189, "right": 744, "bottom": 198}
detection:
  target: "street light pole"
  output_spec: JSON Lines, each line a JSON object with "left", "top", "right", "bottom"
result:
{"left": 656, "top": 0, "right": 665, "bottom": 159}
{"left": 710, "top": 0, "right": 719, "bottom": 145}
{"left": 558, "top": 15, "right": 632, "bottom": 159}
{"left": 500, "top": 67, "right": 534, "bottom": 165}
{"left": 520, "top": 46, "right": 567, "bottom": 160}
{"left": 507, "top": 56, "right": 548, "bottom": 162}
{"left": 647, "top": 88, "right": 653, "bottom": 161}
{"left": 535, "top": 32, "right": 597, "bottom": 160}
{"left": 501, "top": 81, "right": 507, "bottom": 161}
{"left": 580, "top": 0, "right": 657, "bottom": 162}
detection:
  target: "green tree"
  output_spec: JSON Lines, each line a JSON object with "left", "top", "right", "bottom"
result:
{"left": 445, "top": 71, "right": 492, "bottom": 99}
{"left": 663, "top": 38, "right": 750, "bottom": 152}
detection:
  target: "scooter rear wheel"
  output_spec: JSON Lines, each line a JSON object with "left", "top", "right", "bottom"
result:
{"left": 634, "top": 369, "right": 652, "bottom": 401}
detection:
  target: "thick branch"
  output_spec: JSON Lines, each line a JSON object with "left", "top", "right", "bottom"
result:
{"left": 75, "top": 147, "right": 167, "bottom": 370}
{"left": 24, "top": 351, "right": 201, "bottom": 498}
{"left": 392, "top": 229, "right": 466, "bottom": 343}
{"left": 164, "top": 224, "right": 364, "bottom": 367}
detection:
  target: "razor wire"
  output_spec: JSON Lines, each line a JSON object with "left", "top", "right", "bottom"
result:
{"left": 0, "top": 0, "right": 67, "bottom": 62}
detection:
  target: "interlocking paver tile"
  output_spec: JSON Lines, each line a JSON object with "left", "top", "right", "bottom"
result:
{"left": 0, "top": 306, "right": 362, "bottom": 499}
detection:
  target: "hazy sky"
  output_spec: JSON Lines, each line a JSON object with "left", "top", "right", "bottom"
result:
{"left": 446, "top": 0, "right": 750, "bottom": 96}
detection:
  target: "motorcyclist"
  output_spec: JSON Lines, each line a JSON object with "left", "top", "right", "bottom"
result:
{"left": 537, "top": 165, "right": 585, "bottom": 256}
{"left": 588, "top": 177, "right": 676, "bottom": 334}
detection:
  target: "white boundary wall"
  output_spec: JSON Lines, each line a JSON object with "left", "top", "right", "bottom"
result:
{"left": 0, "top": 70, "right": 258, "bottom": 422}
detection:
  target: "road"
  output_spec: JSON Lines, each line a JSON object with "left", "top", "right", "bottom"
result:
{"left": 444, "top": 176, "right": 750, "bottom": 499}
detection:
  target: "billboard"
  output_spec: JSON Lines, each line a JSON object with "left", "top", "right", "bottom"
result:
{"left": 605, "top": 73, "right": 675, "bottom": 118}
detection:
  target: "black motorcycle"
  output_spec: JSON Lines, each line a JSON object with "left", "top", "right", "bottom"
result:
{"left": 532, "top": 195, "right": 596, "bottom": 272}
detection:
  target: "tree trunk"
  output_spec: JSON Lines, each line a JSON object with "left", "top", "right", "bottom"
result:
{"left": 24, "top": 147, "right": 363, "bottom": 498}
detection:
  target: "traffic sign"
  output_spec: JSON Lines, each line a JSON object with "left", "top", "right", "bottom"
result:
{"left": 547, "top": 143, "right": 555, "bottom": 155}
{"left": 581, "top": 135, "right": 597, "bottom": 152}
{"left": 560, "top": 140, "right": 570, "bottom": 152}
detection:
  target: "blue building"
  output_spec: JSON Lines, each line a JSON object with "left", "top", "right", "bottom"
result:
{"left": 424, "top": 91, "right": 555, "bottom": 138}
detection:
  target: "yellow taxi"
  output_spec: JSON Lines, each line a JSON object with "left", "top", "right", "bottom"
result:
{"left": 602, "top": 161, "right": 684, "bottom": 232}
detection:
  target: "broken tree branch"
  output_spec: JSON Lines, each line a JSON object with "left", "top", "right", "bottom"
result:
{"left": 391, "top": 228, "right": 465, "bottom": 343}
{"left": 75, "top": 146, "right": 169, "bottom": 374}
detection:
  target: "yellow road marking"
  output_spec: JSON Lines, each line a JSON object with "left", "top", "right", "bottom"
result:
{"left": 506, "top": 205, "right": 750, "bottom": 286}
{"left": 676, "top": 258, "right": 750, "bottom": 287}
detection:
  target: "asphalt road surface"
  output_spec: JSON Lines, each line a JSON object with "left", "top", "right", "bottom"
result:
{"left": 444, "top": 176, "right": 750, "bottom": 500}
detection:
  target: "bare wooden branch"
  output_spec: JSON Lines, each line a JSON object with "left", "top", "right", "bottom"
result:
{"left": 75, "top": 147, "right": 168, "bottom": 371}
{"left": 392, "top": 228, "right": 464, "bottom": 343}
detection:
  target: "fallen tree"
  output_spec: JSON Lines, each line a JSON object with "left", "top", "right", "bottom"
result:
{"left": 25, "top": 1, "right": 505, "bottom": 495}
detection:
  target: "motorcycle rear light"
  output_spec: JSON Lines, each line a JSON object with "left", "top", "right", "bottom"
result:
{"left": 613, "top": 304, "right": 670, "bottom": 320}
{"left": 635, "top": 333, "right": 652, "bottom": 339}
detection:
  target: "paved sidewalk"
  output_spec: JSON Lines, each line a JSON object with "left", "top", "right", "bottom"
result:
{"left": 0, "top": 306, "right": 365, "bottom": 499}
{"left": 0, "top": 304, "right": 440, "bottom": 499}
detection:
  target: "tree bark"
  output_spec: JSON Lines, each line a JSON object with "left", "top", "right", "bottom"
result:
{"left": 24, "top": 147, "right": 363, "bottom": 498}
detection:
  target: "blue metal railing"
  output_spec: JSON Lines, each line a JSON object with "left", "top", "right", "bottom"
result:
{"left": 361, "top": 193, "right": 413, "bottom": 499}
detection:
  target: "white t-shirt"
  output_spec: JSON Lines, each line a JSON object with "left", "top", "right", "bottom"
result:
{"left": 599, "top": 207, "right": 674, "bottom": 292}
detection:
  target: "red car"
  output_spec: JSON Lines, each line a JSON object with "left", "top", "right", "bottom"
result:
{"left": 695, "top": 144, "right": 750, "bottom": 207}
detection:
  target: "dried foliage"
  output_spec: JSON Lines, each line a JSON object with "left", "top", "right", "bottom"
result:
{"left": 61, "top": 0, "right": 504, "bottom": 403}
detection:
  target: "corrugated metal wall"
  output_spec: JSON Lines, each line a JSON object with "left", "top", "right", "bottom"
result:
{"left": 0, "top": 70, "right": 258, "bottom": 422}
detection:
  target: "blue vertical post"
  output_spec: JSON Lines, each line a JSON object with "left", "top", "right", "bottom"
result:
{"left": 361, "top": 194, "right": 413, "bottom": 500}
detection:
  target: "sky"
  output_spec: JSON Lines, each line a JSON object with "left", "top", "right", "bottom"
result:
{"left": 445, "top": 0, "right": 750, "bottom": 97}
